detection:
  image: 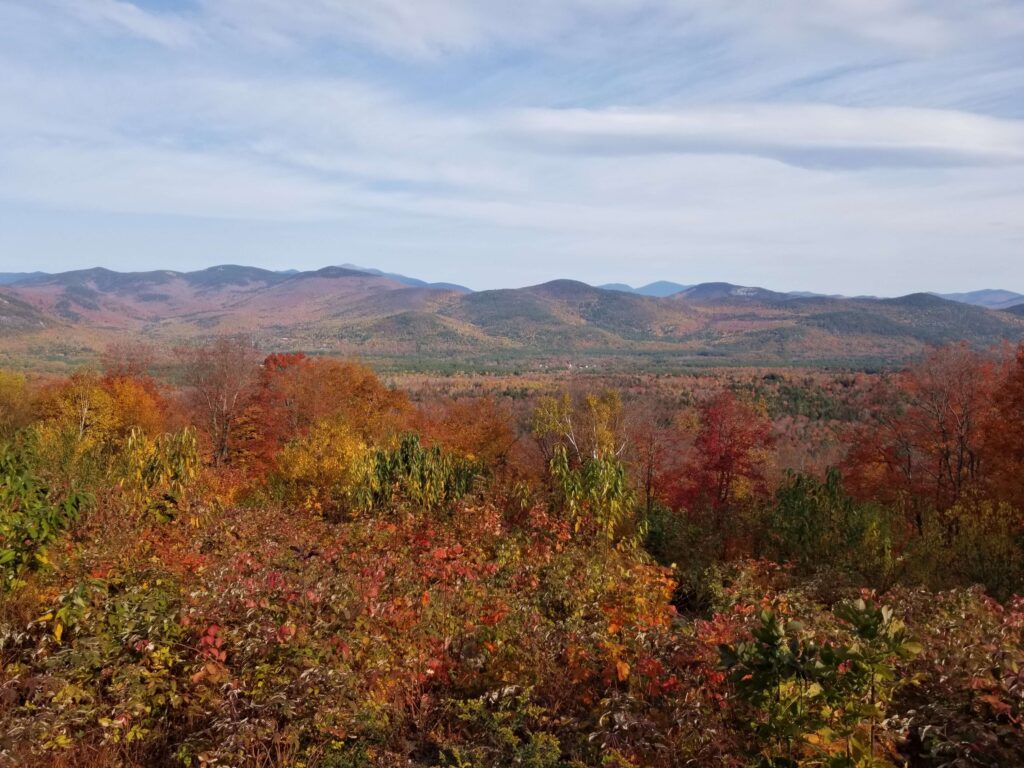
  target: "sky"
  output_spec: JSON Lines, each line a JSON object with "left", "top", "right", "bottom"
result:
{"left": 0, "top": 1, "right": 1022, "bottom": 294}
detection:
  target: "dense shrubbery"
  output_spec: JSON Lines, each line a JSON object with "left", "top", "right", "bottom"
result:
{"left": 0, "top": 442, "right": 91, "bottom": 587}
{"left": 2, "top": 340, "right": 1024, "bottom": 766}
{"left": 272, "top": 419, "right": 372, "bottom": 519}
{"left": 720, "top": 599, "right": 921, "bottom": 767}
{"left": 365, "top": 434, "right": 482, "bottom": 514}
{"left": 765, "top": 469, "right": 900, "bottom": 589}
{"left": 118, "top": 428, "right": 200, "bottom": 522}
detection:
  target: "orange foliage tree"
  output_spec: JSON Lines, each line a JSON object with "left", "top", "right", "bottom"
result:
{"left": 415, "top": 396, "right": 517, "bottom": 471}
{"left": 240, "top": 353, "right": 411, "bottom": 470}
{"left": 844, "top": 343, "right": 998, "bottom": 523}
{"left": 985, "top": 342, "right": 1024, "bottom": 507}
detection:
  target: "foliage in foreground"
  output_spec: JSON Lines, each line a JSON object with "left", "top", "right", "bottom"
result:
{"left": 3, "top": 341, "right": 1024, "bottom": 767}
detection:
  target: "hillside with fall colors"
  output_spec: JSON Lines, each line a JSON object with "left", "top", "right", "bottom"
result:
{"left": 2, "top": 267, "right": 1023, "bottom": 371}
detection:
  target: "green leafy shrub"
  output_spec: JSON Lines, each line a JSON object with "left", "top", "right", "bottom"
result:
{"left": 435, "top": 688, "right": 561, "bottom": 768}
{"left": 550, "top": 445, "right": 638, "bottom": 545}
{"left": 904, "top": 499, "right": 1024, "bottom": 602}
{"left": 949, "top": 501, "right": 1024, "bottom": 601}
{"left": 0, "top": 442, "right": 91, "bottom": 587}
{"left": 643, "top": 502, "right": 743, "bottom": 614}
{"left": 364, "top": 434, "right": 481, "bottom": 514}
{"left": 117, "top": 427, "right": 200, "bottom": 521}
{"left": 766, "top": 470, "right": 900, "bottom": 590}
{"left": 719, "top": 598, "right": 920, "bottom": 767}
{"left": 8, "top": 570, "right": 191, "bottom": 759}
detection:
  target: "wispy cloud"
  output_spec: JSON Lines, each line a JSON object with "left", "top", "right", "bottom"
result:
{"left": 192, "top": 0, "right": 1024, "bottom": 57}
{"left": 36, "top": 1, "right": 1024, "bottom": 57}
{"left": 56, "top": 0, "right": 196, "bottom": 47}
{"left": 508, "top": 105, "right": 1024, "bottom": 168}
{"left": 0, "top": 0, "right": 1021, "bottom": 293}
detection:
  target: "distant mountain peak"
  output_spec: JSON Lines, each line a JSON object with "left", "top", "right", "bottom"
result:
{"left": 308, "top": 266, "right": 378, "bottom": 279}
{"left": 936, "top": 289, "right": 1024, "bottom": 310}
{"left": 600, "top": 280, "right": 691, "bottom": 297}
{"left": 528, "top": 279, "right": 602, "bottom": 299}
{"left": 339, "top": 264, "right": 471, "bottom": 293}
{"left": 676, "top": 282, "right": 789, "bottom": 303}
{"left": 883, "top": 292, "right": 957, "bottom": 308}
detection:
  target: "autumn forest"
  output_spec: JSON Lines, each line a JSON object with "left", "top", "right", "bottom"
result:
{"left": 0, "top": 336, "right": 1022, "bottom": 768}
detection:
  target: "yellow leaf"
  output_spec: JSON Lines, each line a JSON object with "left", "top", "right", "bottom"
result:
{"left": 54, "top": 622, "right": 64, "bottom": 643}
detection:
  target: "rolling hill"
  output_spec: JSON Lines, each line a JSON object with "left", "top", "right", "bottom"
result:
{"left": 3, "top": 265, "right": 410, "bottom": 329}
{"left": 0, "top": 272, "right": 47, "bottom": 285}
{"left": 2, "top": 268, "right": 1023, "bottom": 370}
{"left": 937, "top": 289, "right": 1024, "bottom": 310}
{"left": 674, "top": 282, "right": 791, "bottom": 303}
{"left": 339, "top": 264, "right": 472, "bottom": 293}
{"left": 0, "top": 292, "right": 51, "bottom": 334}
{"left": 603, "top": 281, "right": 1024, "bottom": 309}
{"left": 600, "top": 281, "right": 691, "bottom": 297}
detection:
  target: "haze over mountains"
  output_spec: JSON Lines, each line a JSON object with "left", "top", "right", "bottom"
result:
{"left": 4, "top": 267, "right": 1022, "bottom": 306}
{"left": 600, "top": 281, "right": 692, "bottom": 297}
{"left": 934, "top": 289, "right": 1024, "bottom": 311}
{"left": 603, "top": 281, "right": 1024, "bottom": 308}
{"left": 1, "top": 265, "right": 1022, "bottom": 370}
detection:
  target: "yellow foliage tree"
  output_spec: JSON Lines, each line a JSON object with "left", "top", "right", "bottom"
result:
{"left": 32, "top": 373, "right": 122, "bottom": 486}
{"left": 118, "top": 427, "right": 201, "bottom": 521}
{"left": 0, "top": 369, "right": 30, "bottom": 439}
{"left": 274, "top": 419, "right": 372, "bottom": 520}
{"left": 105, "top": 376, "right": 167, "bottom": 437}
{"left": 533, "top": 389, "right": 625, "bottom": 464}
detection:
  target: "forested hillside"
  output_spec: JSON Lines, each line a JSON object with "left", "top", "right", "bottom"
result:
{"left": 2, "top": 339, "right": 1024, "bottom": 766}
{"left": 3, "top": 268, "right": 1024, "bottom": 372}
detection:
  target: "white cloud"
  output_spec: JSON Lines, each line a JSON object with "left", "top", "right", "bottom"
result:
{"left": 508, "top": 105, "right": 1024, "bottom": 168}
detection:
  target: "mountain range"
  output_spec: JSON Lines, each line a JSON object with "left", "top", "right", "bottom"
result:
{"left": 0, "top": 272, "right": 47, "bottom": 285}
{"left": 603, "top": 281, "right": 1024, "bottom": 308}
{"left": 932, "top": 289, "right": 1024, "bottom": 310}
{"left": 1, "top": 265, "right": 1022, "bottom": 370}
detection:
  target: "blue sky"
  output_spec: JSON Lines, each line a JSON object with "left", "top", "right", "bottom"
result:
{"left": 0, "top": 1, "right": 1022, "bottom": 294}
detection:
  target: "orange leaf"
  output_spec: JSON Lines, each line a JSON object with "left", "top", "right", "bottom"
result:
{"left": 615, "top": 660, "right": 630, "bottom": 682}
